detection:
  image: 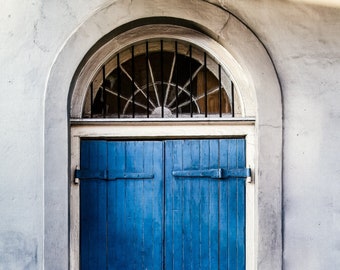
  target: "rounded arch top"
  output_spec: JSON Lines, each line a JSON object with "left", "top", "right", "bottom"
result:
{"left": 70, "top": 24, "right": 254, "bottom": 119}
{"left": 45, "top": 0, "right": 282, "bottom": 126}
{"left": 44, "top": 1, "right": 282, "bottom": 269}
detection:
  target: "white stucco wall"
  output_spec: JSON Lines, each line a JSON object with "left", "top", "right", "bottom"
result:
{"left": 0, "top": 0, "right": 339, "bottom": 269}
{"left": 0, "top": 1, "right": 106, "bottom": 268}
{"left": 214, "top": 1, "right": 340, "bottom": 269}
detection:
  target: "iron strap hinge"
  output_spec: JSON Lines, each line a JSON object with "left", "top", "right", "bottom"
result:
{"left": 172, "top": 168, "right": 251, "bottom": 179}
{"left": 74, "top": 169, "right": 154, "bottom": 183}
{"left": 74, "top": 168, "right": 251, "bottom": 184}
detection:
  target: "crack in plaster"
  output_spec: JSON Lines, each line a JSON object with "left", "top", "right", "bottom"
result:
{"left": 60, "top": 0, "right": 77, "bottom": 20}
{"left": 217, "top": 14, "right": 231, "bottom": 41}
{"left": 202, "top": 0, "right": 229, "bottom": 11}
{"left": 201, "top": 0, "right": 231, "bottom": 41}
{"left": 33, "top": 21, "right": 49, "bottom": 53}
{"left": 33, "top": 0, "right": 78, "bottom": 53}
{"left": 33, "top": 2, "right": 48, "bottom": 52}
{"left": 259, "top": 124, "right": 281, "bottom": 129}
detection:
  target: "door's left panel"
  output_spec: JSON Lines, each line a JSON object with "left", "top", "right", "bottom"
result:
{"left": 80, "top": 140, "right": 164, "bottom": 270}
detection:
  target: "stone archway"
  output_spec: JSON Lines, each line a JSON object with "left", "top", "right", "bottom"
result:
{"left": 44, "top": 1, "right": 282, "bottom": 269}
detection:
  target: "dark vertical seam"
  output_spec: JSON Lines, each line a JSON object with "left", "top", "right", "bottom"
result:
{"left": 163, "top": 141, "right": 166, "bottom": 270}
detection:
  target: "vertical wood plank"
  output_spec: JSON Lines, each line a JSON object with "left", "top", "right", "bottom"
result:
{"left": 182, "top": 140, "right": 193, "bottom": 270}
{"left": 219, "top": 139, "right": 229, "bottom": 270}
{"left": 209, "top": 139, "right": 219, "bottom": 270}
{"left": 165, "top": 140, "right": 185, "bottom": 270}
{"left": 150, "top": 141, "right": 164, "bottom": 270}
{"left": 164, "top": 140, "right": 173, "bottom": 270}
{"left": 236, "top": 139, "right": 246, "bottom": 270}
{"left": 199, "top": 140, "right": 210, "bottom": 269}
{"left": 143, "top": 141, "right": 164, "bottom": 270}
{"left": 125, "top": 141, "right": 137, "bottom": 269}
{"left": 227, "top": 139, "right": 238, "bottom": 269}
{"left": 139, "top": 142, "right": 147, "bottom": 269}
{"left": 107, "top": 142, "right": 117, "bottom": 268}
{"left": 190, "top": 140, "right": 201, "bottom": 270}
{"left": 107, "top": 141, "right": 126, "bottom": 269}
{"left": 80, "top": 140, "right": 107, "bottom": 270}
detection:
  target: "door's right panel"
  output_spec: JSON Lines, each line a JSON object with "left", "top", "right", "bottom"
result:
{"left": 164, "top": 139, "right": 246, "bottom": 270}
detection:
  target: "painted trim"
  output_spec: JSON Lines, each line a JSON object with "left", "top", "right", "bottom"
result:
{"left": 70, "top": 118, "right": 256, "bottom": 124}
{"left": 70, "top": 122, "right": 256, "bottom": 270}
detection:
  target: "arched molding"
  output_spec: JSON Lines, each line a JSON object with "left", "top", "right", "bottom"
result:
{"left": 44, "top": 1, "right": 282, "bottom": 269}
{"left": 70, "top": 25, "right": 253, "bottom": 118}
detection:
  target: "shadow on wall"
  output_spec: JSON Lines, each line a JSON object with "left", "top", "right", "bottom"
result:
{"left": 0, "top": 231, "right": 37, "bottom": 270}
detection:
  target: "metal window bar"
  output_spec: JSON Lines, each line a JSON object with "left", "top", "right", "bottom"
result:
{"left": 175, "top": 41, "right": 179, "bottom": 118}
{"left": 161, "top": 40, "right": 164, "bottom": 118}
{"left": 231, "top": 80, "right": 235, "bottom": 118}
{"left": 131, "top": 46, "right": 135, "bottom": 118}
{"left": 117, "top": 53, "right": 121, "bottom": 118}
{"left": 146, "top": 41, "right": 150, "bottom": 118}
{"left": 85, "top": 40, "right": 238, "bottom": 119}
{"left": 189, "top": 45, "right": 193, "bottom": 117}
{"left": 102, "top": 65, "right": 106, "bottom": 118}
{"left": 204, "top": 52, "right": 208, "bottom": 117}
{"left": 219, "top": 64, "right": 222, "bottom": 118}
{"left": 90, "top": 82, "right": 93, "bottom": 118}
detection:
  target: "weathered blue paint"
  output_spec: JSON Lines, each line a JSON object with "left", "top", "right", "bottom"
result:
{"left": 80, "top": 141, "right": 164, "bottom": 270}
{"left": 80, "top": 139, "right": 246, "bottom": 269}
{"left": 106, "top": 141, "right": 164, "bottom": 270}
{"left": 172, "top": 168, "right": 250, "bottom": 178}
{"left": 80, "top": 140, "right": 107, "bottom": 270}
{"left": 165, "top": 139, "right": 246, "bottom": 269}
{"left": 75, "top": 170, "right": 153, "bottom": 180}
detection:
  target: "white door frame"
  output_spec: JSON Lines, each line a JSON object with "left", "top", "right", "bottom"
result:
{"left": 70, "top": 120, "right": 255, "bottom": 270}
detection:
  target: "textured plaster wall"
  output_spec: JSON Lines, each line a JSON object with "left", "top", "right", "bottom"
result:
{"left": 0, "top": 1, "right": 106, "bottom": 269}
{"left": 0, "top": 0, "right": 339, "bottom": 269}
{"left": 206, "top": 1, "right": 340, "bottom": 269}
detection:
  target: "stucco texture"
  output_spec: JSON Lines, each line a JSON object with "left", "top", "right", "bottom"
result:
{"left": 0, "top": 0, "right": 340, "bottom": 269}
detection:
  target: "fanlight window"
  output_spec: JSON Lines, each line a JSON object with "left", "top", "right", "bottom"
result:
{"left": 82, "top": 39, "right": 240, "bottom": 119}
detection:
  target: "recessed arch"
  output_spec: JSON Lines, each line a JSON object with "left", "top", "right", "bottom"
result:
{"left": 44, "top": 1, "right": 282, "bottom": 269}
{"left": 70, "top": 24, "right": 255, "bottom": 119}
{"left": 79, "top": 38, "right": 240, "bottom": 119}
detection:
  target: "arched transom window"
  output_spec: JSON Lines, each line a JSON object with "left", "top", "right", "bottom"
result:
{"left": 82, "top": 39, "right": 242, "bottom": 119}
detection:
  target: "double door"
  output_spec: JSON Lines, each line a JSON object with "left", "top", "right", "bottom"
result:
{"left": 78, "top": 139, "right": 247, "bottom": 269}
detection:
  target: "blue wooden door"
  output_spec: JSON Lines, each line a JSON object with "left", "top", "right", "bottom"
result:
{"left": 164, "top": 139, "right": 246, "bottom": 270}
{"left": 80, "top": 141, "right": 164, "bottom": 270}
{"left": 79, "top": 139, "right": 246, "bottom": 270}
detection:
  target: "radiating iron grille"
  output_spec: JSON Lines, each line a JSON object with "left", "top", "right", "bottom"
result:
{"left": 82, "top": 40, "right": 237, "bottom": 119}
